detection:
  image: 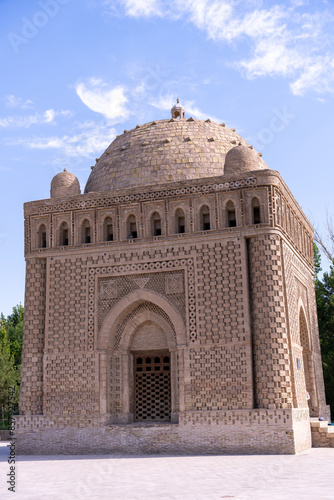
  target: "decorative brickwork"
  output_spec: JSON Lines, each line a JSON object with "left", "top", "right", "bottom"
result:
{"left": 19, "top": 258, "right": 46, "bottom": 414}
{"left": 248, "top": 234, "right": 293, "bottom": 409}
{"left": 189, "top": 345, "right": 252, "bottom": 410}
{"left": 46, "top": 256, "right": 90, "bottom": 351}
{"left": 89, "top": 259, "right": 196, "bottom": 347}
{"left": 44, "top": 352, "right": 99, "bottom": 417}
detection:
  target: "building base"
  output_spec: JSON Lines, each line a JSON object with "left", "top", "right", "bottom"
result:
{"left": 14, "top": 409, "right": 311, "bottom": 455}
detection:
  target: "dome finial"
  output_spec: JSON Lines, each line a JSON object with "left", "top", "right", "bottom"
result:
{"left": 171, "top": 98, "right": 185, "bottom": 119}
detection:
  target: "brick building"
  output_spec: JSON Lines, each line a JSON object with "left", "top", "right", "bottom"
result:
{"left": 16, "top": 102, "right": 329, "bottom": 454}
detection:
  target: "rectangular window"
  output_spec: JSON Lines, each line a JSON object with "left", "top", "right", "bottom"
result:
{"left": 134, "top": 353, "right": 171, "bottom": 422}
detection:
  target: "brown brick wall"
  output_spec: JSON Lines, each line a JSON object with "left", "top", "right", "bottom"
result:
{"left": 19, "top": 258, "right": 46, "bottom": 414}
{"left": 248, "top": 234, "right": 293, "bottom": 409}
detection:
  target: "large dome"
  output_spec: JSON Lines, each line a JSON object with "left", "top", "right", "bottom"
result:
{"left": 85, "top": 118, "right": 268, "bottom": 193}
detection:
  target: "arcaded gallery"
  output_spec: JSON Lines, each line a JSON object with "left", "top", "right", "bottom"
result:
{"left": 16, "top": 101, "right": 329, "bottom": 454}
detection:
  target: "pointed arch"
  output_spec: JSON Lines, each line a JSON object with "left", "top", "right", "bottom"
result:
{"left": 225, "top": 200, "right": 236, "bottom": 227}
{"left": 59, "top": 221, "right": 69, "bottom": 246}
{"left": 174, "top": 208, "right": 185, "bottom": 234}
{"left": 98, "top": 289, "right": 187, "bottom": 351}
{"left": 38, "top": 223, "right": 47, "bottom": 248}
{"left": 98, "top": 290, "right": 187, "bottom": 423}
{"left": 298, "top": 301, "right": 318, "bottom": 415}
{"left": 151, "top": 211, "right": 162, "bottom": 236}
{"left": 103, "top": 216, "right": 114, "bottom": 241}
{"left": 200, "top": 204, "right": 210, "bottom": 231}
{"left": 80, "top": 219, "right": 91, "bottom": 244}
{"left": 127, "top": 214, "right": 137, "bottom": 238}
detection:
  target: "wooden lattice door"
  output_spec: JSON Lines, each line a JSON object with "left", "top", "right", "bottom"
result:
{"left": 134, "top": 352, "right": 171, "bottom": 421}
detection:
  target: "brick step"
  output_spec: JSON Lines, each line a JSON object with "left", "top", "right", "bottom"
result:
{"left": 310, "top": 419, "right": 334, "bottom": 447}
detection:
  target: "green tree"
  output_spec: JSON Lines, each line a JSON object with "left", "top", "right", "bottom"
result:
{"left": 314, "top": 243, "right": 334, "bottom": 416}
{"left": 5, "top": 304, "right": 24, "bottom": 368}
{"left": 0, "top": 331, "right": 20, "bottom": 429}
{"left": 0, "top": 305, "right": 23, "bottom": 429}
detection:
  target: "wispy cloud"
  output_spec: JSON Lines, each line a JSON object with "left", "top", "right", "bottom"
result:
{"left": 2, "top": 95, "right": 35, "bottom": 109}
{"left": 118, "top": 0, "right": 163, "bottom": 17}
{"left": 0, "top": 109, "right": 73, "bottom": 128}
{"left": 75, "top": 78, "right": 130, "bottom": 121}
{"left": 106, "top": 1, "right": 334, "bottom": 96}
{"left": 6, "top": 121, "right": 117, "bottom": 158}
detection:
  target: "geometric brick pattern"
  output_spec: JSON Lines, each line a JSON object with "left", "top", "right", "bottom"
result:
{"left": 88, "top": 259, "right": 196, "bottom": 347}
{"left": 189, "top": 345, "right": 252, "bottom": 410}
{"left": 195, "top": 240, "right": 245, "bottom": 344}
{"left": 114, "top": 302, "right": 175, "bottom": 351}
{"left": 47, "top": 255, "right": 90, "bottom": 351}
{"left": 43, "top": 352, "right": 99, "bottom": 417}
{"left": 248, "top": 234, "right": 293, "bottom": 409}
{"left": 27, "top": 176, "right": 258, "bottom": 216}
{"left": 19, "top": 258, "right": 46, "bottom": 415}
{"left": 97, "top": 270, "right": 186, "bottom": 332}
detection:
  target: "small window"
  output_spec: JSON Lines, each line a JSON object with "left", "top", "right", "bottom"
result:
{"left": 127, "top": 215, "right": 137, "bottom": 239}
{"left": 252, "top": 198, "right": 261, "bottom": 224}
{"left": 38, "top": 224, "right": 47, "bottom": 248}
{"left": 151, "top": 212, "right": 162, "bottom": 236}
{"left": 200, "top": 205, "right": 210, "bottom": 231}
{"left": 103, "top": 217, "right": 113, "bottom": 241}
{"left": 81, "top": 219, "right": 91, "bottom": 244}
{"left": 175, "top": 208, "right": 185, "bottom": 234}
{"left": 226, "top": 201, "right": 236, "bottom": 227}
{"left": 60, "top": 222, "right": 69, "bottom": 246}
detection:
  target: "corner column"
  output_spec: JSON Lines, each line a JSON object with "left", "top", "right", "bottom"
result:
{"left": 19, "top": 258, "right": 46, "bottom": 415}
{"left": 248, "top": 233, "right": 293, "bottom": 409}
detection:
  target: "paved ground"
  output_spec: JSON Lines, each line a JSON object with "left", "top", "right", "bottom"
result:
{"left": 1, "top": 442, "right": 333, "bottom": 499}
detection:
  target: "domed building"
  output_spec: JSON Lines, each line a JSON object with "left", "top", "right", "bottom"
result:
{"left": 16, "top": 102, "right": 329, "bottom": 455}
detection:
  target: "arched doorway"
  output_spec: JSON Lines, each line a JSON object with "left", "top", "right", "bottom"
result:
{"left": 98, "top": 290, "right": 187, "bottom": 424}
{"left": 299, "top": 307, "right": 317, "bottom": 415}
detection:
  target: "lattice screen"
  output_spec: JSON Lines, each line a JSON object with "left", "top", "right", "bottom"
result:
{"left": 134, "top": 353, "right": 171, "bottom": 421}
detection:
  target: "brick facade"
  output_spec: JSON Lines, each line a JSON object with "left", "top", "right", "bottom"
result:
{"left": 16, "top": 117, "right": 329, "bottom": 454}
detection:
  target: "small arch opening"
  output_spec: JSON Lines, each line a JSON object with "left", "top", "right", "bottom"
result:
{"left": 59, "top": 222, "right": 69, "bottom": 246}
{"left": 226, "top": 201, "right": 236, "bottom": 227}
{"left": 103, "top": 216, "right": 113, "bottom": 241}
{"left": 38, "top": 224, "right": 47, "bottom": 248}
{"left": 200, "top": 205, "right": 210, "bottom": 231}
{"left": 127, "top": 215, "right": 137, "bottom": 239}
{"left": 81, "top": 219, "right": 91, "bottom": 244}
{"left": 252, "top": 197, "right": 261, "bottom": 224}
{"left": 151, "top": 212, "right": 162, "bottom": 236}
{"left": 175, "top": 208, "right": 185, "bottom": 234}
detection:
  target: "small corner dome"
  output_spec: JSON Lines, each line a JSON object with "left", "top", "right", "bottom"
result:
{"left": 50, "top": 169, "right": 81, "bottom": 199}
{"left": 224, "top": 145, "right": 268, "bottom": 175}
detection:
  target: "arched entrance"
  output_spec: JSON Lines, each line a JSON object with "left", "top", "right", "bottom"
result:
{"left": 131, "top": 320, "right": 171, "bottom": 422}
{"left": 98, "top": 290, "right": 187, "bottom": 424}
{"left": 299, "top": 306, "right": 318, "bottom": 415}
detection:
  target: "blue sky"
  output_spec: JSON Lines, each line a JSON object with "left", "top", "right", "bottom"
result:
{"left": 1, "top": 0, "right": 334, "bottom": 316}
